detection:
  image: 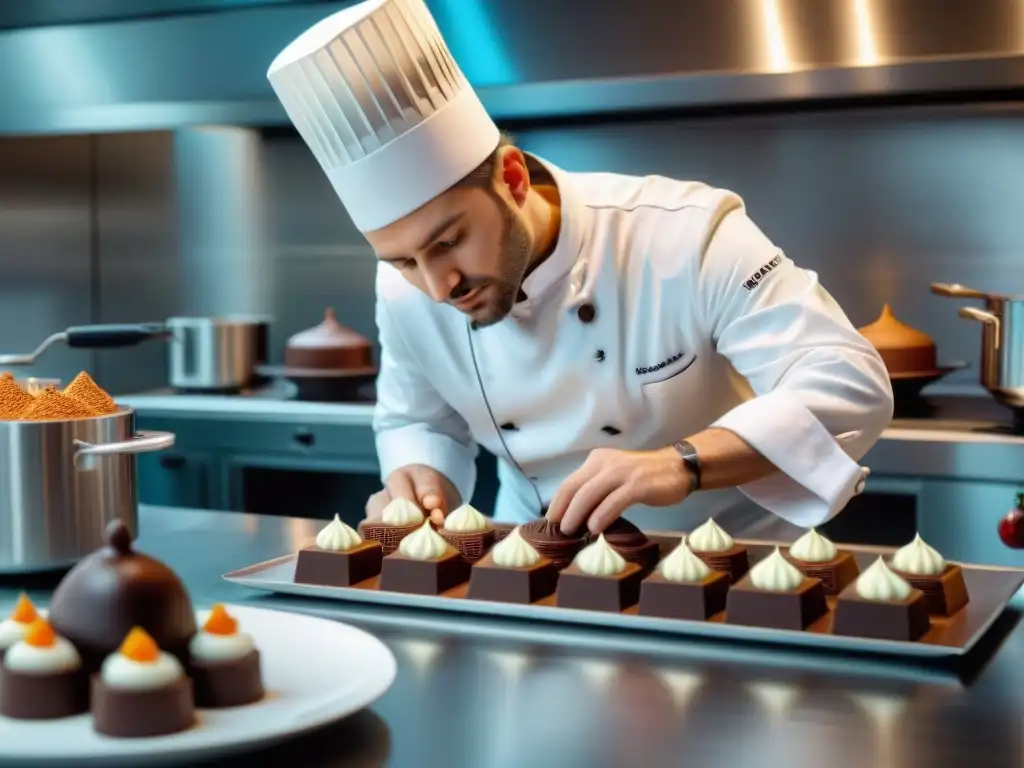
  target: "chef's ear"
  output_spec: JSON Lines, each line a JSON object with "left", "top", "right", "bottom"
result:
{"left": 499, "top": 147, "right": 531, "bottom": 208}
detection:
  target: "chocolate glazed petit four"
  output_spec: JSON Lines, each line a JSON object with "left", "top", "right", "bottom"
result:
{"left": 783, "top": 528, "right": 860, "bottom": 596}
{"left": 639, "top": 538, "right": 730, "bottom": 621}
{"left": 187, "top": 604, "right": 264, "bottom": 709}
{"left": 439, "top": 504, "right": 496, "bottom": 562}
{"left": 0, "top": 593, "right": 41, "bottom": 662}
{"left": 379, "top": 520, "right": 471, "bottom": 595}
{"left": 833, "top": 557, "right": 931, "bottom": 642}
{"left": 468, "top": 526, "right": 559, "bottom": 604}
{"left": 726, "top": 548, "right": 828, "bottom": 631}
{"left": 889, "top": 533, "right": 969, "bottom": 616}
{"left": 519, "top": 519, "right": 588, "bottom": 570}
{"left": 557, "top": 534, "right": 644, "bottom": 612}
{"left": 0, "top": 619, "right": 89, "bottom": 720}
{"left": 360, "top": 498, "right": 428, "bottom": 556}
{"left": 687, "top": 518, "right": 750, "bottom": 583}
{"left": 601, "top": 519, "right": 661, "bottom": 575}
{"left": 295, "top": 515, "right": 383, "bottom": 587}
{"left": 91, "top": 627, "right": 195, "bottom": 738}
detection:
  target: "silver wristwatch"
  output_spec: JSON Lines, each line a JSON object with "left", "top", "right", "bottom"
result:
{"left": 672, "top": 439, "right": 701, "bottom": 491}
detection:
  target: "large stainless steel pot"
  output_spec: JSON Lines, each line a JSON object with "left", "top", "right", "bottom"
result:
{"left": 931, "top": 283, "right": 1024, "bottom": 408}
{"left": 0, "top": 409, "right": 174, "bottom": 573}
{"left": 167, "top": 316, "right": 270, "bottom": 392}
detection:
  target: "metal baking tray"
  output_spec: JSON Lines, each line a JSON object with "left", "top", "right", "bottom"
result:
{"left": 223, "top": 529, "right": 1024, "bottom": 659}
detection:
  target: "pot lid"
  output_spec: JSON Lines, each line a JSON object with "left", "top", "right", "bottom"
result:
{"left": 858, "top": 304, "right": 935, "bottom": 350}
{"left": 286, "top": 308, "right": 370, "bottom": 350}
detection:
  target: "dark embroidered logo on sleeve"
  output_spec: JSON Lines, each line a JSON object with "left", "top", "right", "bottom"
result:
{"left": 742, "top": 254, "right": 783, "bottom": 291}
{"left": 636, "top": 352, "right": 685, "bottom": 376}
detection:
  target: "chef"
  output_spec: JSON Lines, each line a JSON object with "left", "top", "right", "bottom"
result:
{"left": 267, "top": 0, "right": 894, "bottom": 537}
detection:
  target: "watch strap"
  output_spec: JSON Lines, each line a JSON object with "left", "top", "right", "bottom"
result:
{"left": 672, "top": 439, "right": 701, "bottom": 491}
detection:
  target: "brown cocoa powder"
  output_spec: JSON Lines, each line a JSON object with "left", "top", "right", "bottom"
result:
{"left": 0, "top": 375, "right": 36, "bottom": 419}
{"left": 63, "top": 371, "right": 119, "bottom": 415}
{"left": 21, "top": 386, "right": 99, "bottom": 421}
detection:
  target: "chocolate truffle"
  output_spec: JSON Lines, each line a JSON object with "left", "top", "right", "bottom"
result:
{"left": 834, "top": 557, "right": 931, "bottom": 642}
{"left": 0, "top": 593, "right": 40, "bottom": 662}
{"left": 295, "top": 515, "right": 383, "bottom": 587}
{"left": 48, "top": 520, "right": 197, "bottom": 674}
{"left": 639, "top": 539, "right": 730, "bottom": 621}
{"left": 0, "top": 619, "right": 88, "bottom": 720}
{"left": 519, "top": 519, "right": 588, "bottom": 570}
{"left": 783, "top": 528, "right": 860, "bottom": 596}
{"left": 467, "top": 526, "right": 558, "bottom": 604}
{"left": 726, "top": 547, "right": 827, "bottom": 631}
{"left": 284, "top": 308, "right": 374, "bottom": 370}
{"left": 557, "top": 534, "right": 644, "bottom": 612}
{"left": 187, "top": 605, "right": 264, "bottom": 709}
{"left": 687, "top": 518, "right": 750, "bottom": 583}
{"left": 360, "top": 497, "right": 427, "bottom": 556}
{"left": 439, "top": 503, "right": 496, "bottom": 562}
{"left": 889, "top": 533, "right": 969, "bottom": 616}
{"left": 601, "top": 518, "right": 661, "bottom": 574}
{"left": 379, "top": 520, "right": 470, "bottom": 595}
{"left": 91, "top": 627, "right": 196, "bottom": 738}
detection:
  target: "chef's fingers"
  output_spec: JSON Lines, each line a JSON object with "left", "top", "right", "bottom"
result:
{"left": 385, "top": 470, "right": 418, "bottom": 507}
{"left": 364, "top": 489, "right": 392, "bottom": 521}
{"left": 559, "top": 474, "right": 619, "bottom": 537}
{"left": 409, "top": 467, "right": 446, "bottom": 516}
{"left": 429, "top": 508, "right": 446, "bottom": 526}
{"left": 546, "top": 468, "right": 591, "bottom": 529}
{"left": 587, "top": 486, "right": 635, "bottom": 535}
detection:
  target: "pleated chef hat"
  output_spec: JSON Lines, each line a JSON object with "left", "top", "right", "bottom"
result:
{"left": 267, "top": 0, "right": 500, "bottom": 233}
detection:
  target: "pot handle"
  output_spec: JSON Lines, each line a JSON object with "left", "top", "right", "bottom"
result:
{"left": 73, "top": 430, "right": 176, "bottom": 470}
{"left": 958, "top": 307, "right": 1001, "bottom": 350}
{"left": 931, "top": 282, "right": 989, "bottom": 299}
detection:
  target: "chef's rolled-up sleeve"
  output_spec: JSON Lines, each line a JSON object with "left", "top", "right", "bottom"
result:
{"left": 693, "top": 200, "right": 893, "bottom": 527}
{"left": 373, "top": 289, "right": 478, "bottom": 504}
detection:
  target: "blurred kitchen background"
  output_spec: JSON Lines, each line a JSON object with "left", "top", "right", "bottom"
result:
{"left": 2, "top": 0, "right": 1023, "bottom": 563}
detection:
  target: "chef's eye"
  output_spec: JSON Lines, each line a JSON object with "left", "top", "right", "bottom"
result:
{"left": 435, "top": 233, "right": 463, "bottom": 252}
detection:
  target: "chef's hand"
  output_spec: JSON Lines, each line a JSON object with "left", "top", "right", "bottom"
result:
{"left": 364, "top": 464, "right": 460, "bottom": 527}
{"left": 546, "top": 447, "right": 693, "bottom": 536}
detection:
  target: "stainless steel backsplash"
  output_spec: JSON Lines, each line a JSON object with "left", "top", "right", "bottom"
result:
{"left": 1, "top": 102, "right": 1021, "bottom": 393}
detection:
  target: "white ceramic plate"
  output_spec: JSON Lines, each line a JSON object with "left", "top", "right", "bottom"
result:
{"left": 0, "top": 605, "right": 397, "bottom": 765}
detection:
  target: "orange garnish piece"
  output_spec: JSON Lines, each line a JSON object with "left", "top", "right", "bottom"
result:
{"left": 10, "top": 593, "right": 37, "bottom": 624}
{"left": 24, "top": 619, "right": 56, "bottom": 648}
{"left": 119, "top": 627, "right": 159, "bottom": 663}
{"left": 202, "top": 604, "right": 238, "bottom": 636}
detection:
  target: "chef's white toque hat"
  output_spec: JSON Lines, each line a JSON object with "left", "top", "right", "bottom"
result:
{"left": 267, "top": 0, "right": 501, "bottom": 233}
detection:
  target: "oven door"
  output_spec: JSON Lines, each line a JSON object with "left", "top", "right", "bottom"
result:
{"left": 225, "top": 454, "right": 381, "bottom": 525}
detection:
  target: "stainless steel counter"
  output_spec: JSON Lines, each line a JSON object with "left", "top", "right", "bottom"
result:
{"left": 2, "top": 505, "right": 1022, "bottom": 767}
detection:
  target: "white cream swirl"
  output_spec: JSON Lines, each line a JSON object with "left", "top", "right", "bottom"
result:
{"left": 491, "top": 527, "right": 541, "bottom": 568}
{"left": 855, "top": 557, "right": 912, "bottom": 601}
{"left": 190, "top": 631, "right": 255, "bottom": 663}
{"left": 891, "top": 533, "right": 945, "bottom": 576}
{"left": 658, "top": 539, "right": 711, "bottom": 583}
{"left": 688, "top": 518, "right": 734, "bottom": 553}
{"left": 749, "top": 547, "right": 804, "bottom": 591}
{"left": 398, "top": 520, "right": 450, "bottom": 561}
{"left": 0, "top": 619, "right": 31, "bottom": 651}
{"left": 101, "top": 651, "right": 184, "bottom": 691}
{"left": 381, "top": 497, "right": 425, "bottom": 527}
{"left": 443, "top": 504, "right": 490, "bottom": 533}
{"left": 788, "top": 528, "right": 837, "bottom": 563}
{"left": 4, "top": 637, "right": 81, "bottom": 674}
{"left": 573, "top": 534, "right": 627, "bottom": 577}
{"left": 315, "top": 514, "right": 362, "bottom": 552}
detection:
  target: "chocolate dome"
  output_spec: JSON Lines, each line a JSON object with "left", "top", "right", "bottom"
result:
{"left": 857, "top": 304, "right": 937, "bottom": 375}
{"left": 601, "top": 519, "right": 661, "bottom": 574}
{"left": 519, "top": 519, "right": 588, "bottom": 570}
{"left": 284, "top": 308, "right": 374, "bottom": 370}
{"left": 48, "top": 520, "right": 196, "bottom": 673}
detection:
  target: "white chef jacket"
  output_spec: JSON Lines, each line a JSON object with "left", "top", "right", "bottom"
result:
{"left": 372, "top": 155, "right": 894, "bottom": 529}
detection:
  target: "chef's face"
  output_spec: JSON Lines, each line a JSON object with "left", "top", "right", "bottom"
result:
{"left": 366, "top": 149, "right": 534, "bottom": 327}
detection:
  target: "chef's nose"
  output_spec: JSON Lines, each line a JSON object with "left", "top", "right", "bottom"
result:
{"left": 421, "top": 263, "right": 460, "bottom": 303}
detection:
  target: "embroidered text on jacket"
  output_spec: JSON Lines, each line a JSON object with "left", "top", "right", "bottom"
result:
{"left": 636, "top": 352, "right": 685, "bottom": 376}
{"left": 742, "top": 254, "right": 783, "bottom": 291}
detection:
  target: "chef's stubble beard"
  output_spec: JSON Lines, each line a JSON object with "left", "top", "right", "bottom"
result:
{"left": 463, "top": 199, "right": 533, "bottom": 328}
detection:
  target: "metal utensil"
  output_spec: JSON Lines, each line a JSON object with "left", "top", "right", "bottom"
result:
{"left": 166, "top": 316, "right": 269, "bottom": 392}
{"left": 0, "top": 323, "right": 171, "bottom": 366}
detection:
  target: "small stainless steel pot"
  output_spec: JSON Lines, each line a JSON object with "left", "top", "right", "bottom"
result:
{"left": 931, "top": 283, "right": 1024, "bottom": 408}
{"left": 0, "top": 409, "right": 174, "bottom": 573}
{"left": 167, "top": 316, "right": 270, "bottom": 392}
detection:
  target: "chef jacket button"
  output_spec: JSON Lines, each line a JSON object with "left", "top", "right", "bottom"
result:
{"left": 577, "top": 303, "right": 596, "bottom": 324}
{"left": 500, "top": 422, "right": 519, "bottom": 431}
{"left": 595, "top": 349, "right": 605, "bottom": 362}
{"left": 601, "top": 425, "right": 621, "bottom": 436}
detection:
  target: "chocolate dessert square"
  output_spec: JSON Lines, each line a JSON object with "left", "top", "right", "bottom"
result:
{"left": 833, "top": 585, "right": 931, "bottom": 641}
{"left": 692, "top": 545, "right": 749, "bottom": 583}
{"left": 890, "top": 563, "right": 969, "bottom": 616}
{"left": 379, "top": 549, "right": 470, "bottom": 595}
{"left": 0, "top": 665, "right": 89, "bottom": 720}
{"left": 467, "top": 553, "right": 559, "bottom": 604}
{"left": 638, "top": 570, "right": 730, "bottom": 621}
{"left": 294, "top": 540, "right": 383, "bottom": 588}
{"left": 783, "top": 550, "right": 860, "bottom": 596}
{"left": 556, "top": 563, "right": 644, "bottom": 612}
{"left": 725, "top": 576, "right": 827, "bottom": 631}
